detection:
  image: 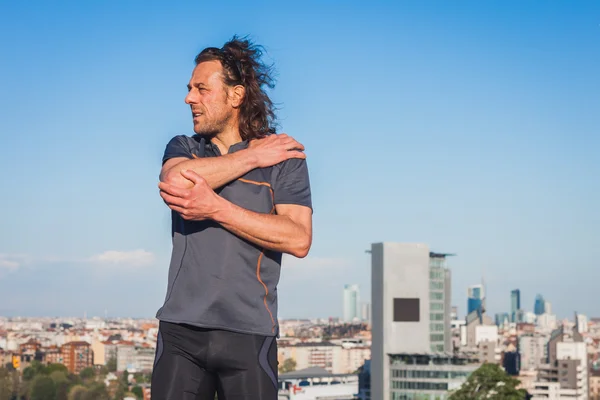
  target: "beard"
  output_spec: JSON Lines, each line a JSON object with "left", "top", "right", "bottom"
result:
{"left": 193, "top": 110, "right": 233, "bottom": 137}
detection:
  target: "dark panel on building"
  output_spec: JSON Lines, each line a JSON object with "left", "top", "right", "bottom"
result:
{"left": 394, "top": 298, "right": 420, "bottom": 322}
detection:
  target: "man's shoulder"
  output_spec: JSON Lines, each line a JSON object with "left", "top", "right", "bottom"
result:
{"left": 167, "top": 134, "right": 204, "bottom": 146}
{"left": 273, "top": 157, "right": 308, "bottom": 175}
{"left": 165, "top": 134, "right": 208, "bottom": 158}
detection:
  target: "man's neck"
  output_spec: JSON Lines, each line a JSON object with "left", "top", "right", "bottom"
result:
{"left": 210, "top": 125, "right": 243, "bottom": 155}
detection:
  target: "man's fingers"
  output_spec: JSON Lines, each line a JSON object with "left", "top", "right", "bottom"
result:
{"left": 180, "top": 169, "right": 205, "bottom": 185}
{"left": 158, "top": 182, "right": 190, "bottom": 198}
{"left": 286, "top": 143, "right": 305, "bottom": 152}
{"left": 160, "top": 191, "right": 188, "bottom": 208}
{"left": 281, "top": 138, "right": 304, "bottom": 150}
{"left": 286, "top": 150, "right": 306, "bottom": 160}
{"left": 168, "top": 204, "right": 186, "bottom": 215}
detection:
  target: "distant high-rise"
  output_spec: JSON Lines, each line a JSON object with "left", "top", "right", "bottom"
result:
{"left": 361, "top": 302, "right": 371, "bottom": 324}
{"left": 467, "top": 284, "right": 484, "bottom": 315}
{"left": 511, "top": 289, "right": 521, "bottom": 323}
{"left": 451, "top": 306, "right": 458, "bottom": 320}
{"left": 534, "top": 294, "right": 546, "bottom": 315}
{"left": 370, "top": 243, "right": 453, "bottom": 400}
{"left": 343, "top": 284, "right": 360, "bottom": 322}
{"left": 429, "top": 253, "right": 452, "bottom": 353}
{"left": 576, "top": 313, "right": 588, "bottom": 334}
{"left": 545, "top": 301, "right": 552, "bottom": 315}
{"left": 495, "top": 312, "right": 510, "bottom": 327}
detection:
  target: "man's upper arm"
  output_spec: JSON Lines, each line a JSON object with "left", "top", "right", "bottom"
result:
{"left": 272, "top": 158, "right": 313, "bottom": 210}
{"left": 160, "top": 135, "right": 198, "bottom": 182}
{"left": 273, "top": 158, "right": 313, "bottom": 239}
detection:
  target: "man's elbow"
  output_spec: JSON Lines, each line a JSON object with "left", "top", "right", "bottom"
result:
{"left": 161, "top": 168, "right": 192, "bottom": 188}
{"left": 289, "top": 234, "right": 311, "bottom": 258}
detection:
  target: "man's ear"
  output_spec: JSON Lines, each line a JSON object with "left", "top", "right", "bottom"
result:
{"left": 230, "top": 85, "right": 246, "bottom": 108}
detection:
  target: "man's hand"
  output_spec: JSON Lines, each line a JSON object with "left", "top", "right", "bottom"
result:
{"left": 159, "top": 170, "right": 224, "bottom": 221}
{"left": 248, "top": 133, "right": 306, "bottom": 168}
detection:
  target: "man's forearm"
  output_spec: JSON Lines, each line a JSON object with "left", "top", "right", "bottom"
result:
{"left": 161, "top": 149, "right": 258, "bottom": 189}
{"left": 213, "top": 201, "right": 311, "bottom": 258}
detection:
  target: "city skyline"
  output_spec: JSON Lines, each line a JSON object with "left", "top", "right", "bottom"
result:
{"left": 1, "top": 1, "right": 599, "bottom": 320}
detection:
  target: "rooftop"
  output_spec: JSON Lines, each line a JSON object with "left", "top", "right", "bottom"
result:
{"left": 287, "top": 341, "right": 339, "bottom": 347}
{"left": 429, "top": 252, "right": 456, "bottom": 258}
{"left": 279, "top": 366, "right": 357, "bottom": 380}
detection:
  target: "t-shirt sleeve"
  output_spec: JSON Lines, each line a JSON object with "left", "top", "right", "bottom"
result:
{"left": 162, "top": 135, "right": 195, "bottom": 165}
{"left": 273, "top": 158, "right": 313, "bottom": 210}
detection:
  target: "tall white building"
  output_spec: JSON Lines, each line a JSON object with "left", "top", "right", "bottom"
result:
{"left": 520, "top": 333, "right": 549, "bottom": 371}
{"left": 524, "top": 311, "right": 538, "bottom": 324}
{"left": 576, "top": 314, "right": 589, "bottom": 334}
{"left": 545, "top": 301, "right": 553, "bottom": 315}
{"left": 343, "top": 284, "right": 360, "bottom": 322}
{"left": 532, "top": 326, "right": 589, "bottom": 400}
{"left": 370, "top": 243, "right": 453, "bottom": 400}
{"left": 361, "top": 302, "right": 371, "bottom": 324}
{"left": 537, "top": 313, "right": 558, "bottom": 332}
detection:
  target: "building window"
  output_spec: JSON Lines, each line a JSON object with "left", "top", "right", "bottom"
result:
{"left": 430, "top": 323, "right": 444, "bottom": 332}
{"left": 431, "top": 303, "right": 444, "bottom": 311}
{"left": 430, "top": 281, "right": 444, "bottom": 290}
{"left": 430, "top": 292, "right": 443, "bottom": 301}
{"left": 430, "top": 270, "right": 444, "bottom": 280}
{"left": 393, "top": 298, "right": 420, "bottom": 322}
{"left": 430, "top": 334, "right": 445, "bottom": 342}
{"left": 430, "top": 313, "right": 444, "bottom": 321}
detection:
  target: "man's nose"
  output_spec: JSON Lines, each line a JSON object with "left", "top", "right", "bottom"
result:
{"left": 185, "top": 91, "right": 196, "bottom": 104}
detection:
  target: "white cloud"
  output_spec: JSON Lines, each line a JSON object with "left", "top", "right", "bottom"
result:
{"left": 88, "top": 250, "right": 155, "bottom": 267}
{"left": 0, "top": 259, "right": 20, "bottom": 270}
{"left": 0, "top": 253, "right": 29, "bottom": 270}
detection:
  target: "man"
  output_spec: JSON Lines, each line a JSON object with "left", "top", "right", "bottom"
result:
{"left": 151, "top": 36, "right": 313, "bottom": 400}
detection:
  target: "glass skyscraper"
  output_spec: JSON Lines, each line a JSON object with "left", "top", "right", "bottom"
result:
{"left": 343, "top": 284, "right": 360, "bottom": 322}
{"left": 467, "top": 284, "right": 484, "bottom": 315}
{"left": 511, "top": 289, "right": 521, "bottom": 323}
{"left": 534, "top": 294, "right": 546, "bottom": 315}
{"left": 429, "top": 253, "right": 452, "bottom": 353}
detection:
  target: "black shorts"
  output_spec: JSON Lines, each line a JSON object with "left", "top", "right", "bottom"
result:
{"left": 151, "top": 321, "right": 279, "bottom": 400}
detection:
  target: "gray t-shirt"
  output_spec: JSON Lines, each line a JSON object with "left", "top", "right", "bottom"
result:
{"left": 155, "top": 134, "right": 312, "bottom": 336}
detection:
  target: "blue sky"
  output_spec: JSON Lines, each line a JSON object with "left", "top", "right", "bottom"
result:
{"left": 0, "top": 1, "right": 598, "bottom": 320}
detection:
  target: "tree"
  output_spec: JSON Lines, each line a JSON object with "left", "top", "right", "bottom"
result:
{"left": 82, "top": 382, "right": 109, "bottom": 400}
{"left": 448, "top": 363, "right": 528, "bottom": 400}
{"left": 29, "top": 375, "right": 56, "bottom": 400}
{"left": 106, "top": 357, "right": 117, "bottom": 373}
{"left": 0, "top": 368, "right": 13, "bottom": 400}
{"left": 113, "top": 383, "right": 126, "bottom": 400}
{"left": 23, "top": 366, "right": 37, "bottom": 381}
{"left": 50, "top": 371, "right": 69, "bottom": 400}
{"left": 67, "top": 385, "right": 88, "bottom": 400}
{"left": 132, "top": 372, "right": 149, "bottom": 384}
{"left": 131, "top": 386, "right": 143, "bottom": 399}
{"left": 79, "top": 368, "right": 95, "bottom": 381}
{"left": 46, "top": 364, "right": 69, "bottom": 375}
{"left": 278, "top": 358, "right": 297, "bottom": 374}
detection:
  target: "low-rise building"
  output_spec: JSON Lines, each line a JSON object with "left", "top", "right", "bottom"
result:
{"left": 278, "top": 342, "right": 344, "bottom": 374}
{"left": 61, "top": 341, "right": 93, "bottom": 374}
{"left": 389, "top": 352, "right": 481, "bottom": 400}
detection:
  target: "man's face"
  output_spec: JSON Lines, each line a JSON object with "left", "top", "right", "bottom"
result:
{"left": 185, "top": 60, "right": 233, "bottom": 136}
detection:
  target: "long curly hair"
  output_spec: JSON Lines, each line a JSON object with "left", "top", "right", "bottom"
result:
{"left": 194, "top": 36, "right": 277, "bottom": 141}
